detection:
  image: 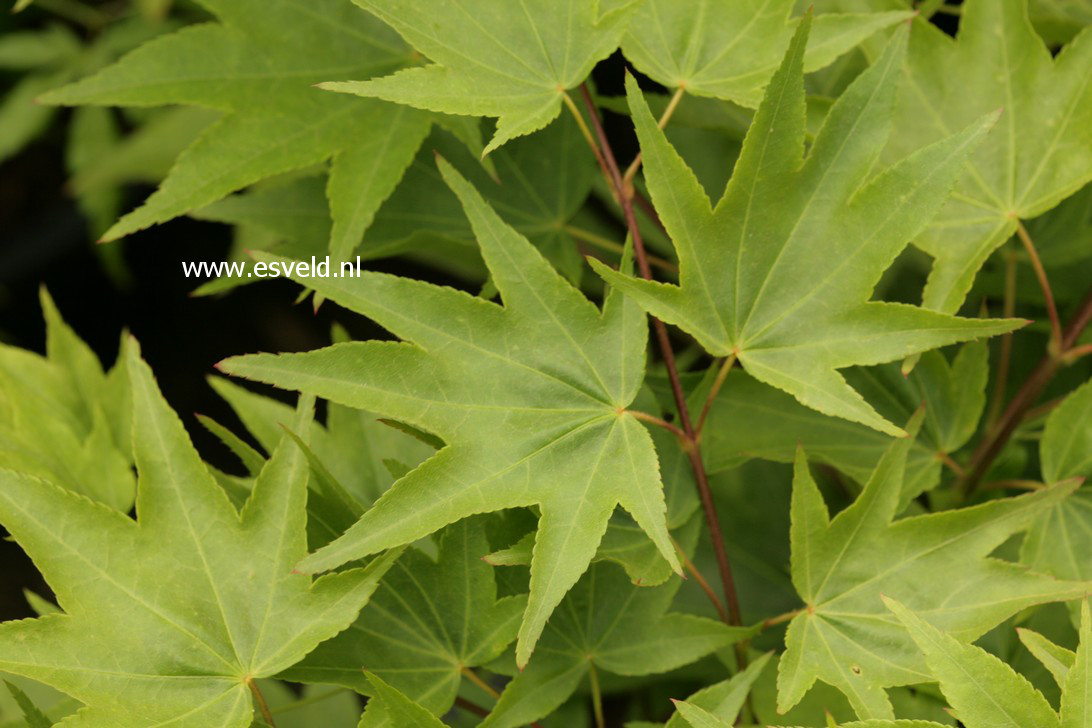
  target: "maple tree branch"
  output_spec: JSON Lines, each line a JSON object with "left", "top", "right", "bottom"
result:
{"left": 633, "top": 189, "right": 667, "bottom": 235}
{"left": 562, "top": 90, "right": 620, "bottom": 207}
{"left": 960, "top": 287, "right": 1092, "bottom": 497}
{"left": 454, "top": 696, "right": 490, "bottom": 718}
{"left": 696, "top": 355, "right": 737, "bottom": 441}
{"left": 578, "top": 84, "right": 745, "bottom": 639}
{"left": 987, "top": 249, "right": 1019, "bottom": 429}
{"left": 1015, "top": 220, "right": 1063, "bottom": 356}
{"left": 246, "top": 677, "right": 275, "bottom": 727}
{"left": 622, "top": 85, "right": 686, "bottom": 191}
{"left": 673, "top": 536, "right": 730, "bottom": 623}
{"left": 1063, "top": 343, "right": 1092, "bottom": 363}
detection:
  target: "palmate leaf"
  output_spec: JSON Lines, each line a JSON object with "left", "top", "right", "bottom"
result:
{"left": 621, "top": 0, "right": 910, "bottom": 106}
{"left": 591, "top": 19, "right": 1021, "bottom": 437}
{"left": 220, "top": 158, "right": 681, "bottom": 667}
{"left": 778, "top": 414, "right": 1089, "bottom": 719}
{"left": 704, "top": 342, "right": 990, "bottom": 505}
{"left": 660, "top": 653, "right": 772, "bottom": 728}
{"left": 1021, "top": 378, "right": 1092, "bottom": 624}
{"left": 0, "top": 345, "right": 398, "bottom": 728}
{"left": 0, "top": 290, "right": 133, "bottom": 512}
{"left": 282, "top": 516, "right": 526, "bottom": 722}
{"left": 322, "top": 0, "right": 636, "bottom": 155}
{"left": 884, "top": 597, "right": 1092, "bottom": 728}
{"left": 362, "top": 672, "right": 447, "bottom": 728}
{"left": 40, "top": 0, "right": 434, "bottom": 260}
{"left": 888, "top": 0, "right": 1092, "bottom": 314}
{"left": 481, "top": 561, "right": 752, "bottom": 728}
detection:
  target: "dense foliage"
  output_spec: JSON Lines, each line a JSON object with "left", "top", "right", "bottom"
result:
{"left": 1, "top": 0, "right": 1090, "bottom": 726}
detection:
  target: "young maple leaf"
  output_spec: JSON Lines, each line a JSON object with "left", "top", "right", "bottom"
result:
{"left": 888, "top": 0, "right": 1092, "bottom": 314}
{"left": 1021, "top": 378, "right": 1092, "bottom": 625}
{"left": 590, "top": 17, "right": 1022, "bottom": 437}
{"left": 219, "top": 158, "right": 681, "bottom": 667}
{"left": 481, "top": 562, "right": 750, "bottom": 728}
{"left": 283, "top": 517, "right": 527, "bottom": 723}
{"left": 40, "top": 0, "right": 433, "bottom": 261}
{"left": 318, "top": 0, "right": 637, "bottom": 154}
{"left": 621, "top": 0, "right": 911, "bottom": 106}
{"left": 778, "top": 414, "right": 1089, "bottom": 720}
{"left": 0, "top": 346, "right": 398, "bottom": 728}
{"left": 882, "top": 597, "right": 1092, "bottom": 728}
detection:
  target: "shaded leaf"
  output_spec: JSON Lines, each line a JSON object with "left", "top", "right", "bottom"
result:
{"left": 592, "top": 20, "right": 1019, "bottom": 436}
{"left": 481, "top": 562, "right": 752, "bottom": 728}
{"left": 221, "top": 157, "right": 681, "bottom": 667}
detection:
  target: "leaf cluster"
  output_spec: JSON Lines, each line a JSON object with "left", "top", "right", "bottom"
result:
{"left": 1, "top": 1, "right": 1091, "bottom": 727}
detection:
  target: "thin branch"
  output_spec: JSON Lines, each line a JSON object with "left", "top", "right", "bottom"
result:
{"left": 246, "top": 677, "right": 275, "bottom": 727}
{"left": 562, "top": 90, "right": 619, "bottom": 206}
{"left": 454, "top": 697, "right": 490, "bottom": 719}
{"left": 1063, "top": 342, "right": 1092, "bottom": 363}
{"left": 578, "top": 84, "right": 745, "bottom": 642}
{"left": 622, "top": 85, "right": 686, "bottom": 191}
{"left": 565, "top": 225, "right": 677, "bottom": 273}
{"left": 1015, "top": 220, "right": 1063, "bottom": 356}
{"left": 960, "top": 287, "right": 1092, "bottom": 497}
{"left": 588, "top": 663, "right": 606, "bottom": 728}
{"left": 633, "top": 189, "right": 667, "bottom": 235}
{"left": 696, "top": 355, "right": 737, "bottom": 440}
{"left": 672, "top": 536, "right": 729, "bottom": 623}
{"left": 987, "top": 249, "right": 1018, "bottom": 429}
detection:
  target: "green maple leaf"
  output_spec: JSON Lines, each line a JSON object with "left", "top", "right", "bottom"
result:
{"left": 590, "top": 18, "right": 1020, "bottom": 437}
{"left": 778, "top": 414, "right": 1089, "bottom": 719}
{"left": 282, "top": 516, "right": 526, "bottom": 721}
{"left": 219, "top": 158, "right": 681, "bottom": 667}
{"left": 480, "top": 562, "right": 752, "bottom": 728}
{"left": 319, "top": 0, "right": 637, "bottom": 154}
{"left": 884, "top": 597, "right": 1092, "bottom": 728}
{"left": 621, "top": 0, "right": 910, "bottom": 106}
{"left": 40, "top": 0, "right": 434, "bottom": 260}
{"left": 704, "top": 342, "right": 989, "bottom": 504}
{"left": 0, "top": 346, "right": 398, "bottom": 728}
{"left": 887, "top": 0, "right": 1092, "bottom": 314}
{"left": 361, "top": 672, "right": 447, "bottom": 728}
{"left": 659, "top": 653, "right": 772, "bottom": 728}
{"left": 207, "top": 375, "right": 433, "bottom": 513}
{"left": 1021, "top": 378, "right": 1092, "bottom": 625}
{"left": 0, "top": 289, "right": 133, "bottom": 512}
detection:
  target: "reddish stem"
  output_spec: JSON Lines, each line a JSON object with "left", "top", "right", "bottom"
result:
{"left": 576, "top": 83, "right": 744, "bottom": 631}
